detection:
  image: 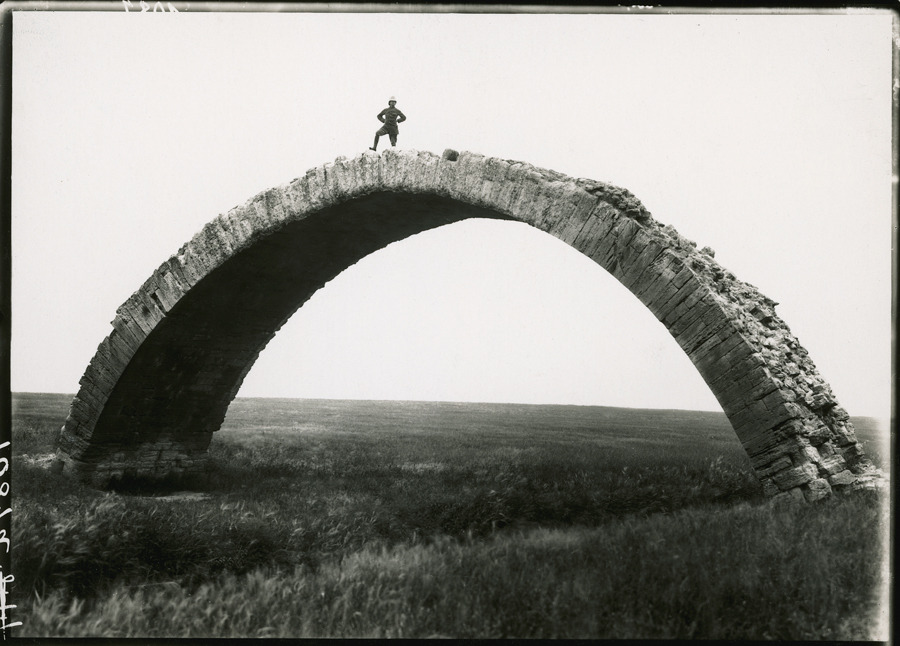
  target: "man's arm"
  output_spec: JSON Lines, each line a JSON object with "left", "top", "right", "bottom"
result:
{"left": 396, "top": 110, "right": 406, "bottom": 123}
{"left": 377, "top": 108, "right": 387, "bottom": 123}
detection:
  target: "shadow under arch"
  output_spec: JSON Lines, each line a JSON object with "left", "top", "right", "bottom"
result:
{"left": 55, "top": 149, "right": 880, "bottom": 502}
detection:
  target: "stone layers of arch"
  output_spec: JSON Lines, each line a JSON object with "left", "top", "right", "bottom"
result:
{"left": 55, "top": 149, "right": 880, "bottom": 501}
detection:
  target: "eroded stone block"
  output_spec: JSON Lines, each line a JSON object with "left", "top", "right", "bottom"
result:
{"left": 772, "top": 462, "right": 818, "bottom": 490}
{"left": 803, "top": 478, "right": 832, "bottom": 502}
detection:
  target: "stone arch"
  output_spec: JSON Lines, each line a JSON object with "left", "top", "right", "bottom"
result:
{"left": 55, "top": 149, "right": 879, "bottom": 501}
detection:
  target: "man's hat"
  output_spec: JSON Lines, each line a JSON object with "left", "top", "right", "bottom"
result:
{"left": 389, "top": 96, "right": 397, "bottom": 102}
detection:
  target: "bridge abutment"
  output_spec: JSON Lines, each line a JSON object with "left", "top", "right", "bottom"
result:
{"left": 56, "top": 433, "right": 212, "bottom": 488}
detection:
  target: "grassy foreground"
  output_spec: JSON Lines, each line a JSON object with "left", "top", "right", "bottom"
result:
{"left": 10, "top": 394, "right": 890, "bottom": 639}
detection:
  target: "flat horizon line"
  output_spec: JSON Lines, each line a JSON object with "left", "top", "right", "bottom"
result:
{"left": 9, "top": 391, "right": 891, "bottom": 422}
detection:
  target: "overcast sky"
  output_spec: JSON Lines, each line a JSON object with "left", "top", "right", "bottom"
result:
{"left": 10, "top": 7, "right": 894, "bottom": 421}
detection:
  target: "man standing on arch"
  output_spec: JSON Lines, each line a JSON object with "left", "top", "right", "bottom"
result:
{"left": 370, "top": 96, "right": 406, "bottom": 151}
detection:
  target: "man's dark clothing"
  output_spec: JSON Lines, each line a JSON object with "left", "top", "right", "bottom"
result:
{"left": 371, "top": 102, "right": 406, "bottom": 150}
{"left": 377, "top": 105, "right": 406, "bottom": 135}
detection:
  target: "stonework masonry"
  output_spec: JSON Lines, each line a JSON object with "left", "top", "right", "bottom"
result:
{"left": 55, "top": 149, "right": 884, "bottom": 501}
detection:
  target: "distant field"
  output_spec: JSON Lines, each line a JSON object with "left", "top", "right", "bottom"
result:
{"left": 12, "top": 392, "right": 889, "bottom": 466}
{"left": 9, "top": 393, "right": 890, "bottom": 639}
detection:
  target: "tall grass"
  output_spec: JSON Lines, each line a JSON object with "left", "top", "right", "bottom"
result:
{"left": 9, "top": 395, "right": 890, "bottom": 639}
{"left": 20, "top": 493, "right": 886, "bottom": 639}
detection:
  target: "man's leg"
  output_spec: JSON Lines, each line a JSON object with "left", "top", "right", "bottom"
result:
{"left": 370, "top": 133, "right": 380, "bottom": 151}
{"left": 389, "top": 133, "right": 398, "bottom": 147}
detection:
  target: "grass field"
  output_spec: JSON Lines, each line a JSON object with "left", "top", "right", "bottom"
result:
{"left": 9, "top": 393, "right": 890, "bottom": 639}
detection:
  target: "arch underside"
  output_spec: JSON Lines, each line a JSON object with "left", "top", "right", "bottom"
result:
{"left": 61, "top": 193, "right": 506, "bottom": 479}
{"left": 56, "top": 149, "right": 881, "bottom": 501}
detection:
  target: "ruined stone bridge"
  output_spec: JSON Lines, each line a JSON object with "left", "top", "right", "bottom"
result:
{"left": 55, "top": 149, "right": 879, "bottom": 502}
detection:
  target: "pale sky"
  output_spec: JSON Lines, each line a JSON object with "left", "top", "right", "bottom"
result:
{"left": 10, "top": 7, "right": 894, "bottom": 420}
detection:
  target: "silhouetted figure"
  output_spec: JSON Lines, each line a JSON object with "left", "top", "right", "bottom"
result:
{"left": 370, "top": 96, "right": 406, "bottom": 151}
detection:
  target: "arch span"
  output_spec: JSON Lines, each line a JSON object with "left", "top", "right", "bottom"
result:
{"left": 56, "top": 149, "right": 879, "bottom": 501}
